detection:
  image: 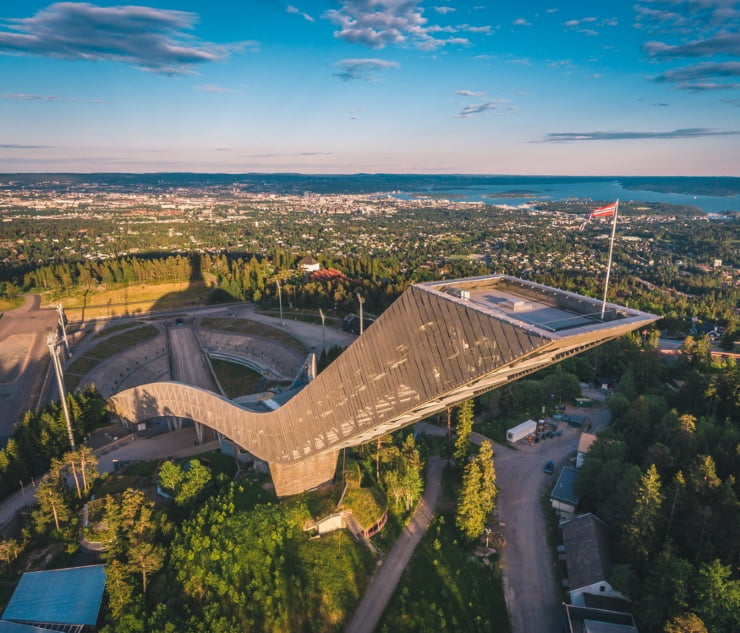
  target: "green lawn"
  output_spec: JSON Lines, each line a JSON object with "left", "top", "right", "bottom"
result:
{"left": 377, "top": 513, "right": 511, "bottom": 633}
{"left": 342, "top": 486, "right": 386, "bottom": 529}
{"left": 49, "top": 281, "right": 218, "bottom": 320}
{"left": 0, "top": 297, "right": 23, "bottom": 312}
{"left": 210, "top": 358, "right": 264, "bottom": 398}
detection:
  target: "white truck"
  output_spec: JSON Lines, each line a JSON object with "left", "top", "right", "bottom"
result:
{"left": 506, "top": 419, "right": 538, "bottom": 443}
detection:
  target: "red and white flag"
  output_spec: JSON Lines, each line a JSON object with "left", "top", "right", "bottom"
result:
{"left": 579, "top": 201, "right": 618, "bottom": 230}
{"left": 588, "top": 201, "right": 618, "bottom": 221}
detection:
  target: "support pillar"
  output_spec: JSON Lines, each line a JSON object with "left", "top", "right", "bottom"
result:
{"left": 269, "top": 450, "right": 339, "bottom": 497}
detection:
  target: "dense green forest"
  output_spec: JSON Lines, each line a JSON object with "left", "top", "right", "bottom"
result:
{"left": 0, "top": 387, "right": 107, "bottom": 500}
{"left": 1, "top": 200, "right": 738, "bottom": 334}
{"left": 575, "top": 337, "right": 739, "bottom": 633}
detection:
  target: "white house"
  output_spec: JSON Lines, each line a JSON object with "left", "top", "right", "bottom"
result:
{"left": 298, "top": 256, "right": 320, "bottom": 273}
{"left": 561, "top": 513, "right": 629, "bottom": 607}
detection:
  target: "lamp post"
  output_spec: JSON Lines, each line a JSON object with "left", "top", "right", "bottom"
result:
{"left": 276, "top": 280, "right": 284, "bottom": 326}
{"left": 56, "top": 303, "right": 70, "bottom": 356}
{"left": 319, "top": 308, "right": 326, "bottom": 353}
{"left": 356, "top": 293, "right": 365, "bottom": 336}
{"left": 47, "top": 332, "right": 75, "bottom": 450}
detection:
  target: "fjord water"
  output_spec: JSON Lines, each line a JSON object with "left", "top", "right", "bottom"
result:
{"left": 393, "top": 178, "right": 739, "bottom": 213}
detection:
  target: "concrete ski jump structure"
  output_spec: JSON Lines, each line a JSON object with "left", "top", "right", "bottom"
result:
{"left": 109, "top": 275, "right": 657, "bottom": 496}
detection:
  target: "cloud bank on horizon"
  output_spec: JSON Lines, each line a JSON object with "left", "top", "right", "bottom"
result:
{"left": 0, "top": 0, "right": 738, "bottom": 175}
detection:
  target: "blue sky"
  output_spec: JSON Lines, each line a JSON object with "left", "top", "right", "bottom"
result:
{"left": 0, "top": 1, "right": 738, "bottom": 174}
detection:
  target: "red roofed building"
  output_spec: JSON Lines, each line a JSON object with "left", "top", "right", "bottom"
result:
{"left": 310, "top": 268, "right": 346, "bottom": 282}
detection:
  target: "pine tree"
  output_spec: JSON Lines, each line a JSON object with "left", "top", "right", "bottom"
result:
{"left": 456, "top": 459, "right": 485, "bottom": 540}
{"left": 477, "top": 440, "right": 497, "bottom": 515}
{"left": 35, "top": 476, "right": 70, "bottom": 533}
{"left": 453, "top": 399, "right": 474, "bottom": 463}
{"left": 624, "top": 463, "right": 664, "bottom": 564}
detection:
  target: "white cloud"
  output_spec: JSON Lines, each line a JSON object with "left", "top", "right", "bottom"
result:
{"left": 456, "top": 89, "right": 486, "bottom": 97}
{"left": 333, "top": 57, "right": 399, "bottom": 81}
{"left": 0, "top": 2, "right": 248, "bottom": 74}
{"left": 456, "top": 100, "right": 510, "bottom": 118}
{"left": 286, "top": 5, "right": 315, "bottom": 23}
{"left": 324, "top": 0, "right": 469, "bottom": 50}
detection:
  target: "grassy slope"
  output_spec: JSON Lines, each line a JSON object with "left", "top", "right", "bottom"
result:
{"left": 46, "top": 281, "right": 215, "bottom": 320}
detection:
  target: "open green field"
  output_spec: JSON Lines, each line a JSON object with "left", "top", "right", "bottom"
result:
{"left": 0, "top": 297, "right": 23, "bottom": 312}
{"left": 210, "top": 359, "right": 264, "bottom": 399}
{"left": 201, "top": 317, "right": 307, "bottom": 356}
{"left": 378, "top": 512, "right": 511, "bottom": 633}
{"left": 46, "top": 281, "right": 217, "bottom": 321}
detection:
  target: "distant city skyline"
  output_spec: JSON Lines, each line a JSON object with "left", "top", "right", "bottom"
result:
{"left": 1, "top": 1, "right": 739, "bottom": 175}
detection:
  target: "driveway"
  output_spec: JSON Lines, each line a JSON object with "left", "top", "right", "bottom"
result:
{"left": 494, "top": 405, "right": 610, "bottom": 633}
{"left": 418, "top": 403, "right": 611, "bottom": 633}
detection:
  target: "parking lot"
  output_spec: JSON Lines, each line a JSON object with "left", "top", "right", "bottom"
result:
{"left": 494, "top": 398, "right": 611, "bottom": 633}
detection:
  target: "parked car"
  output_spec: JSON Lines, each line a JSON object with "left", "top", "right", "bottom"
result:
{"left": 544, "top": 460, "right": 554, "bottom": 475}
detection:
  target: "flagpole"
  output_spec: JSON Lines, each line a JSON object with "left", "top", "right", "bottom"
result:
{"left": 601, "top": 199, "right": 619, "bottom": 319}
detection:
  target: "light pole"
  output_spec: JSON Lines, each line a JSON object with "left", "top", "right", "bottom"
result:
{"left": 56, "top": 303, "right": 70, "bottom": 356}
{"left": 47, "top": 332, "right": 75, "bottom": 450}
{"left": 356, "top": 293, "right": 365, "bottom": 336}
{"left": 276, "top": 280, "right": 284, "bottom": 326}
{"left": 319, "top": 308, "right": 326, "bottom": 353}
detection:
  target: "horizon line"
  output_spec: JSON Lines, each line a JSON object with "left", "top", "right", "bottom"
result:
{"left": 1, "top": 171, "right": 740, "bottom": 179}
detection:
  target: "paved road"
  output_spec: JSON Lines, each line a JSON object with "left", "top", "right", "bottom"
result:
{"left": 495, "top": 402, "right": 611, "bottom": 633}
{"left": 417, "top": 398, "right": 611, "bottom": 633}
{"left": 345, "top": 456, "right": 444, "bottom": 633}
{"left": 0, "top": 295, "right": 58, "bottom": 437}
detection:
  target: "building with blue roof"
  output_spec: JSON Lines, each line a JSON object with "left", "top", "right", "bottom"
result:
{"left": 0, "top": 622, "right": 57, "bottom": 633}
{"left": 550, "top": 466, "right": 580, "bottom": 519}
{"left": 1, "top": 564, "right": 106, "bottom": 632}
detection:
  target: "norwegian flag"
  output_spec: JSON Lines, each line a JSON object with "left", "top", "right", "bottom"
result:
{"left": 588, "top": 202, "right": 618, "bottom": 220}
{"left": 580, "top": 201, "right": 618, "bottom": 230}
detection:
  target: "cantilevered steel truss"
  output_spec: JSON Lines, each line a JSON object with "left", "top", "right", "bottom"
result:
{"left": 109, "top": 275, "right": 657, "bottom": 495}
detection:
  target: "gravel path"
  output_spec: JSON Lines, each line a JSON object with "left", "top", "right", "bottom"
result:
{"left": 345, "top": 456, "right": 444, "bottom": 633}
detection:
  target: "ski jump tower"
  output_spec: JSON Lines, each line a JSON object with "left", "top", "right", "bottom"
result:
{"left": 110, "top": 275, "right": 657, "bottom": 496}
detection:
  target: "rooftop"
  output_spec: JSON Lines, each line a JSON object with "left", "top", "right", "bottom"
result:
{"left": 562, "top": 513, "right": 614, "bottom": 590}
{"left": 565, "top": 604, "right": 638, "bottom": 633}
{"left": 551, "top": 466, "right": 580, "bottom": 506}
{"left": 2, "top": 565, "right": 106, "bottom": 628}
{"left": 0, "top": 622, "right": 57, "bottom": 633}
{"left": 420, "top": 275, "right": 653, "bottom": 337}
{"left": 578, "top": 432, "right": 598, "bottom": 454}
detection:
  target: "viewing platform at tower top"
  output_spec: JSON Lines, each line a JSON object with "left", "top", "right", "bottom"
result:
{"left": 419, "top": 275, "right": 651, "bottom": 337}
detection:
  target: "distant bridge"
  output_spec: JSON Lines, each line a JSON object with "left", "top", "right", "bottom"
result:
{"left": 109, "top": 275, "right": 657, "bottom": 496}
